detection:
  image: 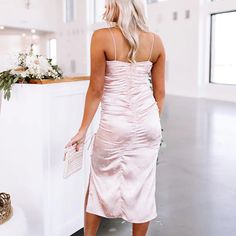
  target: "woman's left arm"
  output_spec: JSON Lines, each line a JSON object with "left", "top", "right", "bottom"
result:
{"left": 65, "top": 30, "right": 106, "bottom": 148}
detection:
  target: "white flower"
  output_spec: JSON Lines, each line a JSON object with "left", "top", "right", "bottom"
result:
{"left": 24, "top": 54, "right": 53, "bottom": 79}
{"left": 38, "top": 56, "right": 51, "bottom": 73}
{"left": 10, "top": 67, "right": 28, "bottom": 78}
{"left": 25, "top": 55, "right": 37, "bottom": 68}
{"left": 19, "top": 71, "right": 27, "bottom": 78}
{"left": 5, "top": 49, "right": 62, "bottom": 80}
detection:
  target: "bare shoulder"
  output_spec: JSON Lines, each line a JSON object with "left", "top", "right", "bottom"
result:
{"left": 153, "top": 32, "right": 165, "bottom": 51}
{"left": 91, "top": 28, "right": 110, "bottom": 41}
{"left": 151, "top": 32, "right": 166, "bottom": 61}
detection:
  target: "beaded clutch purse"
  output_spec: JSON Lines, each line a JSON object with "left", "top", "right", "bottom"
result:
{"left": 63, "top": 143, "right": 84, "bottom": 178}
{"left": 0, "top": 192, "right": 13, "bottom": 224}
{"left": 63, "top": 132, "right": 96, "bottom": 178}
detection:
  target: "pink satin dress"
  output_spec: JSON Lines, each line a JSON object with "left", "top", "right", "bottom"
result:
{"left": 85, "top": 28, "right": 162, "bottom": 223}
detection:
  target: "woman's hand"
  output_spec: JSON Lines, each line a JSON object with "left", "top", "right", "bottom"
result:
{"left": 65, "top": 129, "right": 87, "bottom": 152}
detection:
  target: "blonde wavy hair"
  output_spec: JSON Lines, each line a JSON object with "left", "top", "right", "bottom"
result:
{"left": 103, "top": 0, "right": 150, "bottom": 63}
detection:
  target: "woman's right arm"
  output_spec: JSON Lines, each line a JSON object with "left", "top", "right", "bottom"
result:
{"left": 151, "top": 34, "right": 166, "bottom": 115}
{"left": 78, "top": 29, "right": 106, "bottom": 133}
{"left": 65, "top": 29, "right": 106, "bottom": 149}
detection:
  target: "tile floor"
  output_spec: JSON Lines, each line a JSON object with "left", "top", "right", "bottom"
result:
{"left": 72, "top": 95, "right": 236, "bottom": 236}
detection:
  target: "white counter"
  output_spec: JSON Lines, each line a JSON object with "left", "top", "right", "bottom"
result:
{"left": 0, "top": 81, "right": 100, "bottom": 236}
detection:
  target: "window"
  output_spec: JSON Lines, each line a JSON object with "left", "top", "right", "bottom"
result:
{"left": 210, "top": 11, "right": 236, "bottom": 85}
{"left": 94, "top": 0, "right": 105, "bottom": 23}
{"left": 47, "top": 39, "right": 57, "bottom": 65}
{"left": 64, "top": 0, "right": 75, "bottom": 23}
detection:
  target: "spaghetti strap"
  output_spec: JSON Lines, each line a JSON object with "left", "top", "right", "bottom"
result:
{"left": 148, "top": 33, "right": 155, "bottom": 61}
{"left": 108, "top": 27, "right": 117, "bottom": 61}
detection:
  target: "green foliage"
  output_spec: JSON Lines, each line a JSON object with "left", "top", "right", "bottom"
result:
{"left": 148, "top": 77, "right": 153, "bottom": 90}
{"left": 0, "top": 70, "right": 21, "bottom": 101}
{"left": 0, "top": 51, "right": 63, "bottom": 101}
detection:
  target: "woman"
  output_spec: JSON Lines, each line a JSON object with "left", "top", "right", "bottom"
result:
{"left": 66, "top": 0, "right": 165, "bottom": 235}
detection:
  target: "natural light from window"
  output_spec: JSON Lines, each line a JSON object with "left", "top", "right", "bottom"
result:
{"left": 210, "top": 11, "right": 236, "bottom": 85}
{"left": 47, "top": 39, "right": 57, "bottom": 65}
{"left": 64, "top": 0, "right": 75, "bottom": 23}
{"left": 94, "top": 0, "right": 105, "bottom": 23}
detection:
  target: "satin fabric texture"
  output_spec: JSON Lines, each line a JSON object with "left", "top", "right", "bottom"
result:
{"left": 85, "top": 60, "right": 162, "bottom": 223}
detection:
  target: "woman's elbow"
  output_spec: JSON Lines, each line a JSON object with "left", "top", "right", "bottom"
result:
{"left": 160, "top": 90, "right": 165, "bottom": 99}
{"left": 154, "top": 89, "right": 165, "bottom": 100}
{"left": 89, "top": 86, "right": 103, "bottom": 98}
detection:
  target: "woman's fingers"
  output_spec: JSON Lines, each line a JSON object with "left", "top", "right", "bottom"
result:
{"left": 65, "top": 136, "right": 77, "bottom": 148}
{"left": 75, "top": 143, "right": 81, "bottom": 152}
{"left": 65, "top": 131, "right": 86, "bottom": 149}
{"left": 65, "top": 140, "right": 73, "bottom": 148}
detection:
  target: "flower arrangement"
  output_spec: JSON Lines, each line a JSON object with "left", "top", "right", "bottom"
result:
{"left": 0, "top": 44, "right": 63, "bottom": 100}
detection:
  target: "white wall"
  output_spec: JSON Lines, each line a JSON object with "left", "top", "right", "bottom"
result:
{"left": 0, "top": 0, "right": 58, "bottom": 106}
{"left": 0, "top": 31, "right": 55, "bottom": 72}
{"left": 148, "top": 0, "right": 200, "bottom": 98}
{"left": 55, "top": 0, "right": 92, "bottom": 76}
{"left": 0, "top": 35, "right": 23, "bottom": 71}
{"left": 2, "top": 0, "right": 101, "bottom": 77}
{"left": 0, "top": 0, "right": 58, "bottom": 72}
{"left": 0, "top": 0, "right": 58, "bottom": 31}
{"left": 147, "top": 0, "right": 236, "bottom": 102}
{"left": 198, "top": 0, "right": 236, "bottom": 102}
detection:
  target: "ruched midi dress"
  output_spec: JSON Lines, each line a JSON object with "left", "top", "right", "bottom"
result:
{"left": 85, "top": 28, "right": 162, "bottom": 223}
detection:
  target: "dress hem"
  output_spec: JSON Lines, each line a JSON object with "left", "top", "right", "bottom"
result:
{"left": 85, "top": 208, "right": 158, "bottom": 224}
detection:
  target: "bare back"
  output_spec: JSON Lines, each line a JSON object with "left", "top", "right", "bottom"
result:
{"left": 104, "top": 27, "right": 160, "bottom": 63}
{"left": 89, "top": 26, "right": 165, "bottom": 113}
